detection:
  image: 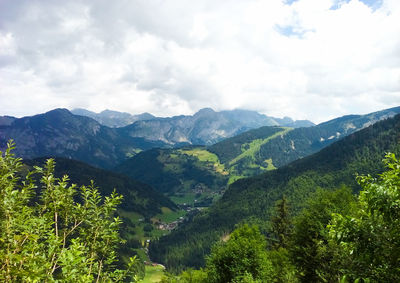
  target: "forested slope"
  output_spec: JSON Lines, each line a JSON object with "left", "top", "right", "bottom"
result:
{"left": 149, "top": 114, "right": 400, "bottom": 271}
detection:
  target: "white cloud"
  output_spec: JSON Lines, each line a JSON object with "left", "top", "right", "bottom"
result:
{"left": 0, "top": 0, "right": 399, "bottom": 123}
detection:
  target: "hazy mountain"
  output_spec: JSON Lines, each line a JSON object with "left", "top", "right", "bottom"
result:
{"left": 0, "top": 108, "right": 169, "bottom": 169}
{"left": 149, "top": 113, "right": 400, "bottom": 271}
{"left": 0, "top": 116, "right": 16, "bottom": 126}
{"left": 121, "top": 108, "right": 315, "bottom": 146}
{"left": 71, "top": 108, "right": 155, "bottom": 128}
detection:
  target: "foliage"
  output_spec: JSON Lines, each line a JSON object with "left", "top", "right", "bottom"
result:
{"left": 329, "top": 153, "right": 400, "bottom": 282}
{"left": 25, "top": 157, "right": 177, "bottom": 218}
{"left": 290, "top": 186, "right": 356, "bottom": 282}
{"left": 270, "top": 195, "right": 291, "bottom": 249}
{"left": 0, "top": 141, "right": 138, "bottom": 282}
{"left": 205, "top": 224, "right": 273, "bottom": 283}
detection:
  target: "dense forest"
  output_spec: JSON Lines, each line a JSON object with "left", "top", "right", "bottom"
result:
{"left": 149, "top": 114, "right": 400, "bottom": 272}
{"left": 160, "top": 152, "right": 400, "bottom": 282}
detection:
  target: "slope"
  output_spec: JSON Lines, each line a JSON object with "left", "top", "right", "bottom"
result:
{"left": 23, "top": 157, "right": 179, "bottom": 260}
{"left": 115, "top": 147, "right": 229, "bottom": 206}
{"left": 149, "top": 114, "right": 400, "bottom": 272}
{"left": 209, "top": 106, "right": 400, "bottom": 170}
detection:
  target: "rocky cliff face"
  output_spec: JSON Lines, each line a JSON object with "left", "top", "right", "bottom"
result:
{"left": 121, "top": 108, "right": 315, "bottom": 145}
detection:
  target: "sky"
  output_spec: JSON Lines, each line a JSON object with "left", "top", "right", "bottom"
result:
{"left": 0, "top": 0, "right": 399, "bottom": 123}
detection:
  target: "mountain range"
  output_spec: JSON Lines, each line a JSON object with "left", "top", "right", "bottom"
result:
{"left": 71, "top": 108, "right": 155, "bottom": 128}
{"left": 0, "top": 108, "right": 314, "bottom": 168}
{"left": 0, "top": 108, "right": 168, "bottom": 169}
{"left": 115, "top": 107, "right": 400, "bottom": 197}
{"left": 1, "top": 105, "right": 400, "bottom": 273}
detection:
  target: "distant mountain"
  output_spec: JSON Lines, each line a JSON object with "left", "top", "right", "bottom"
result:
{"left": 0, "top": 116, "right": 16, "bottom": 126}
{"left": 121, "top": 108, "right": 315, "bottom": 146}
{"left": 71, "top": 108, "right": 155, "bottom": 128}
{"left": 149, "top": 113, "right": 400, "bottom": 271}
{"left": 0, "top": 108, "right": 169, "bottom": 169}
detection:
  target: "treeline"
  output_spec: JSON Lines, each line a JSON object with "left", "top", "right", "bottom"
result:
{"left": 161, "top": 153, "right": 400, "bottom": 282}
{"left": 149, "top": 114, "right": 400, "bottom": 272}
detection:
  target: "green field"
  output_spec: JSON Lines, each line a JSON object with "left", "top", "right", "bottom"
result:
{"left": 152, "top": 207, "right": 186, "bottom": 223}
{"left": 139, "top": 265, "right": 165, "bottom": 283}
{"left": 179, "top": 148, "right": 228, "bottom": 175}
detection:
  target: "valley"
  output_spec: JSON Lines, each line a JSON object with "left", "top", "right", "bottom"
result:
{"left": 1, "top": 106, "right": 399, "bottom": 281}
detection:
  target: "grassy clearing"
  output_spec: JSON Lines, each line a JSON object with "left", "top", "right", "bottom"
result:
{"left": 180, "top": 148, "right": 228, "bottom": 175}
{"left": 264, "top": 158, "right": 276, "bottom": 170}
{"left": 139, "top": 265, "right": 165, "bottom": 283}
{"left": 153, "top": 207, "right": 186, "bottom": 223}
{"left": 229, "top": 128, "right": 292, "bottom": 166}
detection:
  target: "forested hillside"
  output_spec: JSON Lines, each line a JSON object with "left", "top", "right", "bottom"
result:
{"left": 23, "top": 157, "right": 179, "bottom": 263}
{"left": 24, "top": 157, "right": 177, "bottom": 217}
{"left": 210, "top": 106, "right": 400, "bottom": 169}
{"left": 149, "top": 114, "right": 400, "bottom": 271}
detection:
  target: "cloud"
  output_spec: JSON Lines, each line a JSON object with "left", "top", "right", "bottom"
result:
{"left": 0, "top": 0, "right": 399, "bottom": 123}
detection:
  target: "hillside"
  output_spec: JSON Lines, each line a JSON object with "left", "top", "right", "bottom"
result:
{"left": 24, "top": 157, "right": 177, "bottom": 217}
{"left": 115, "top": 147, "right": 229, "bottom": 206}
{"left": 23, "top": 157, "right": 180, "bottom": 261}
{"left": 209, "top": 106, "right": 400, "bottom": 169}
{"left": 117, "top": 107, "right": 400, "bottom": 199}
{"left": 149, "top": 113, "right": 400, "bottom": 271}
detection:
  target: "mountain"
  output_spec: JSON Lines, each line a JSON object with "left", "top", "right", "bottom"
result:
{"left": 0, "top": 108, "right": 313, "bottom": 169}
{"left": 85, "top": 108, "right": 315, "bottom": 145}
{"left": 0, "top": 108, "right": 169, "bottom": 169}
{"left": 0, "top": 116, "right": 16, "bottom": 126}
{"left": 149, "top": 113, "right": 400, "bottom": 271}
{"left": 117, "top": 107, "right": 400, "bottom": 197}
{"left": 71, "top": 108, "right": 155, "bottom": 128}
{"left": 209, "top": 106, "right": 400, "bottom": 170}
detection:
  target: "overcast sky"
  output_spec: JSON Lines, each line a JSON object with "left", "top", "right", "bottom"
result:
{"left": 0, "top": 0, "right": 399, "bottom": 123}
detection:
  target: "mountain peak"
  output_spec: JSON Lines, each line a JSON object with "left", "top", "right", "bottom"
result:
{"left": 195, "top": 108, "right": 216, "bottom": 116}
